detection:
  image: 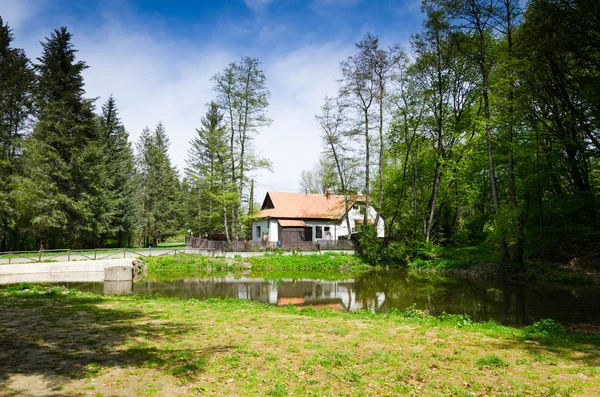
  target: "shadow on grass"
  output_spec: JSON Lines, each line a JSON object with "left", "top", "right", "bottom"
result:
{"left": 0, "top": 292, "right": 234, "bottom": 394}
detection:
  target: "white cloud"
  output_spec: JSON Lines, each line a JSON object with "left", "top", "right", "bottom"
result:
{"left": 252, "top": 42, "right": 352, "bottom": 198}
{"left": 9, "top": 2, "right": 355, "bottom": 202}
{"left": 1, "top": 0, "right": 45, "bottom": 30}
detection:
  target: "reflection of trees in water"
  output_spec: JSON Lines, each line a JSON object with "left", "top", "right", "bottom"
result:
{"left": 122, "top": 274, "right": 600, "bottom": 326}
{"left": 352, "top": 271, "right": 532, "bottom": 324}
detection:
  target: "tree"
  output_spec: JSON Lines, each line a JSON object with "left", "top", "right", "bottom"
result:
{"left": 339, "top": 36, "right": 377, "bottom": 226}
{"left": 410, "top": 4, "right": 479, "bottom": 242}
{"left": 212, "top": 57, "right": 272, "bottom": 242}
{"left": 299, "top": 156, "right": 339, "bottom": 195}
{"left": 434, "top": 0, "right": 511, "bottom": 263}
{"left": 98, "top": 96, "right": 136, "bottom": 247}
{"left": 19, "top": 27, "right": 100, "bottom": 249}
{"left": 135, "top": 122, "right": 182, "bottom": 247}
{"left": 185, "top": 102, "right": 232, "bottom": 237}
{"left": 0, "top": 17, "right": 34, "bottom": 251}
{"left": 316, "top": 96, "right": 361, "bottom": 237}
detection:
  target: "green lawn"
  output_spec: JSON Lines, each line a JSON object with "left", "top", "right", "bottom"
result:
{"left": 1, "top": 285, "right": 598, "bottom": 396}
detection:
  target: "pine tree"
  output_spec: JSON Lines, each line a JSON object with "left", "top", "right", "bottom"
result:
{"left": 98, "top": 96, "right": 136, "bottom": 246}
{"left": 135, "top": 122, "right": 182, "bottom": 246}
{"left": 185, "top": 102, "right": 232, "bottom": 236}
{"left": 0, "top": 17, "right": 34, "bottom": 251}
{"left": 19, "top": 27, "right": 100, "bottom": 249}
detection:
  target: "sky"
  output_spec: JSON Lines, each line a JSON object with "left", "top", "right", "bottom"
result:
{"left": 3, "top": 0, "right": 424, "bottom": 200}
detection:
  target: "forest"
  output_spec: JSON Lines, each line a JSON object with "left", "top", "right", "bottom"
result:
{"left": 1, "top": 0, "right": 599, "bottom": 270}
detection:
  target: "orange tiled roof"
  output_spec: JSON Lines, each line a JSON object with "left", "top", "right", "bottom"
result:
{"left": 278, "top": 219, "right": 307, "bottom": 227}
{"left": 254, "top": 192, "right": 362, "bottom": 220}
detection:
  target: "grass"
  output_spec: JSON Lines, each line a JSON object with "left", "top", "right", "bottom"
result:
{"left": 143, "top": 255, "right": 248, "bottom": 280}
{"left": 142, "top": 252, "right": 369, "bottom": 281}
{"left": 0, "top": 285, "right": 599, "bottom": 396}
{"left": 404, "top": 244, "right": 597, "bottom": 284}
{"left": 247, "top": 252, "right": 367, "bottom": 271}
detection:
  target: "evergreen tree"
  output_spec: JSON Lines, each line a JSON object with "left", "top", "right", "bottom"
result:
{"left": 19, "top": 27, "right": 100, "bottom": 249}
{"left": 0, "top": 17, "right": 34, "bottom": 251}
{"left": 98, "top": 96, "right": 136, "bottom": 246}
{"left": 135, "top": 122, "right": 182, "bottom": 246}
{"left": 185, "top": 102, "right": 232, "bottom": 237}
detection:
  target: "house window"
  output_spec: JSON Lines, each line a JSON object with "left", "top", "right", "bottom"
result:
{"left": 316, "top": 226, "right": 323, "bottom": 238}
{"left": 256, "top": 226, "right": 261, "bottom": 238}
{"left": 324, "top": 226, "right": 330, "bottom": 233}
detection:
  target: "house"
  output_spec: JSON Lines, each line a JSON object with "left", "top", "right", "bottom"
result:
{"left": 251, "top": 189, "right": 384, "bottom": 247}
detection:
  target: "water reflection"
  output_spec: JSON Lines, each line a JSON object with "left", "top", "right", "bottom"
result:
{"left": 31, "top": 270, "right": 600, "bottom": 326}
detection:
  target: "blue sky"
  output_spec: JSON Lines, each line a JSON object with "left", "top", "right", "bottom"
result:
{"left": 4, "top": 0, "right": 424, "bottom": 198}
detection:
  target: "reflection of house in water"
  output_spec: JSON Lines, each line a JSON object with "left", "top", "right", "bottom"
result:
{"left": 169, "top": 277, "right": 386, "bottom": 312}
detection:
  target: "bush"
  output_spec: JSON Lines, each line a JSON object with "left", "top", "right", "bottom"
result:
{"left": 523, "top": 319, "right": 565, "bottom": 339}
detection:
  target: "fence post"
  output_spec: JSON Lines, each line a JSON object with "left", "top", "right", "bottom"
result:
{"left": 8, "top": 252, "right": 11, "bottom": 264}
{"left": 38, "top": 250, "right": 42, "bottom": 262}
{"left": 174, "top": 249, "right": 177, "bottom": 257}
{"left": 68, "top": 250, "right": 71, "bottom": 261}
{"left": 94, "top": 248, "right": 97, "bottom": 260}
{"left": 124, "top": 248, "right": 126, "bottom": 258}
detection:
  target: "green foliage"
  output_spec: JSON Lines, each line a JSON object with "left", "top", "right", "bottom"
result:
{"left": 184, "top": 102, "right": 231, "bottom": 236}
{"left": 135, "top": 123, "right": 183, "bottom": 246}
{"left": 523, "top": 319, "right": 565, "bottom": 340}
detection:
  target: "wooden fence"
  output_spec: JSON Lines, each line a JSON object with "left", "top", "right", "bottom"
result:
{"left": 185, "top": 237, "right": 354, "bottom": 252}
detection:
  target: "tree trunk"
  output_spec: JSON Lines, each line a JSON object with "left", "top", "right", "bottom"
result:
{"left": 375, "top": 79, "right": 385, "bottom": 232}
{"left": 363, "top": 110, "right": 370, "bottom": 226}
{"left": 425, "top": 161, "right": 442, "bottom": 241}
{"left": 505, "top": 15, "right": 524, "bottom": 266}
{"left": 483, "top": 73, "right": 510, "bottom": 263}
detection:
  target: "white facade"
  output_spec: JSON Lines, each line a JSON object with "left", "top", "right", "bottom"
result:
{"left": 251, "top": 203, "right": 385, "bottom": 244}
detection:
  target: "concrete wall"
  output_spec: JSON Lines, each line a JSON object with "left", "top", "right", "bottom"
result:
{"left": 0, "top": 258, "right": 134, "bottom": 284}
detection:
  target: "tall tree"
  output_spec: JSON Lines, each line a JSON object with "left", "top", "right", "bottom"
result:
{"left": 0, "top": 17, "right": 34, "bottom": 251}
{"left": 135, "top": 122, "right": 182, "bottom": 247}
{"left": 212, "top": 57, "right": 272, "bottom": 242}
{"left": 438, "top": 0, "right": 511, "bottom": 263}
{"left": 339, "top": 36, "right": 377, "bottom": 226}
{"left": 316, "top": 96, "right": 360, "bottom": 237}
{"left": 98, "top": 96, "right": 136, "bottom": 247}
{"left": 20, "top": 27, "right": 100, "bottom": 249}
{"left": 185, "top": 102, "right": 232, "bottom": 237}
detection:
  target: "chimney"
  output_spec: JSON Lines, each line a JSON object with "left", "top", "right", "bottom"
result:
{"left": 325, "top": 188, "right": 332, "bottom": 201}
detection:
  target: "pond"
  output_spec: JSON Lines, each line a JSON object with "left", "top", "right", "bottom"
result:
{"left": 40, "top": 269, "right": 600, "bottom": 327}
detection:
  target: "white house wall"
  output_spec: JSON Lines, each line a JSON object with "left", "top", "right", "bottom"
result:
{"left": 251, "top": 203, "right": 384, "bottom": 244}
{"left": 336, "top": 205, "right": 385, "bottom": 238}
{"left": 268, "top": 219, "right": 279, "bottom": 242}
{"left": 304, "top": 220, "right": 338, "bottom": 242}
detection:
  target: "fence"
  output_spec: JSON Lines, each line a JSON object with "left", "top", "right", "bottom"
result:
{"left": 0, "top": 239, "right": 355, "bottom": 265}
{"left": 185, "top": 236, "right": 355, "bottom": 252}
{"left": 0, "top": 247, "right": 219, "bottom": 265}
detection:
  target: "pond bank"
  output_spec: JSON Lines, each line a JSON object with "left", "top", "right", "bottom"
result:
{"left": 0, "top": 286, "right": 598, "bottom": 396}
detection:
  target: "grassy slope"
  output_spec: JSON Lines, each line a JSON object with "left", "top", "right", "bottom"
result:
{"left": 1, "top": 286, "right": 598, "bottom": 397}
{"left": 405, "top": 244, "right": 599, "bottom": 284}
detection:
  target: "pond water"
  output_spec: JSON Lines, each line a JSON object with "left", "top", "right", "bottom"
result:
{"left": 44, "top": 269, "right": 600, "bottom": 326}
